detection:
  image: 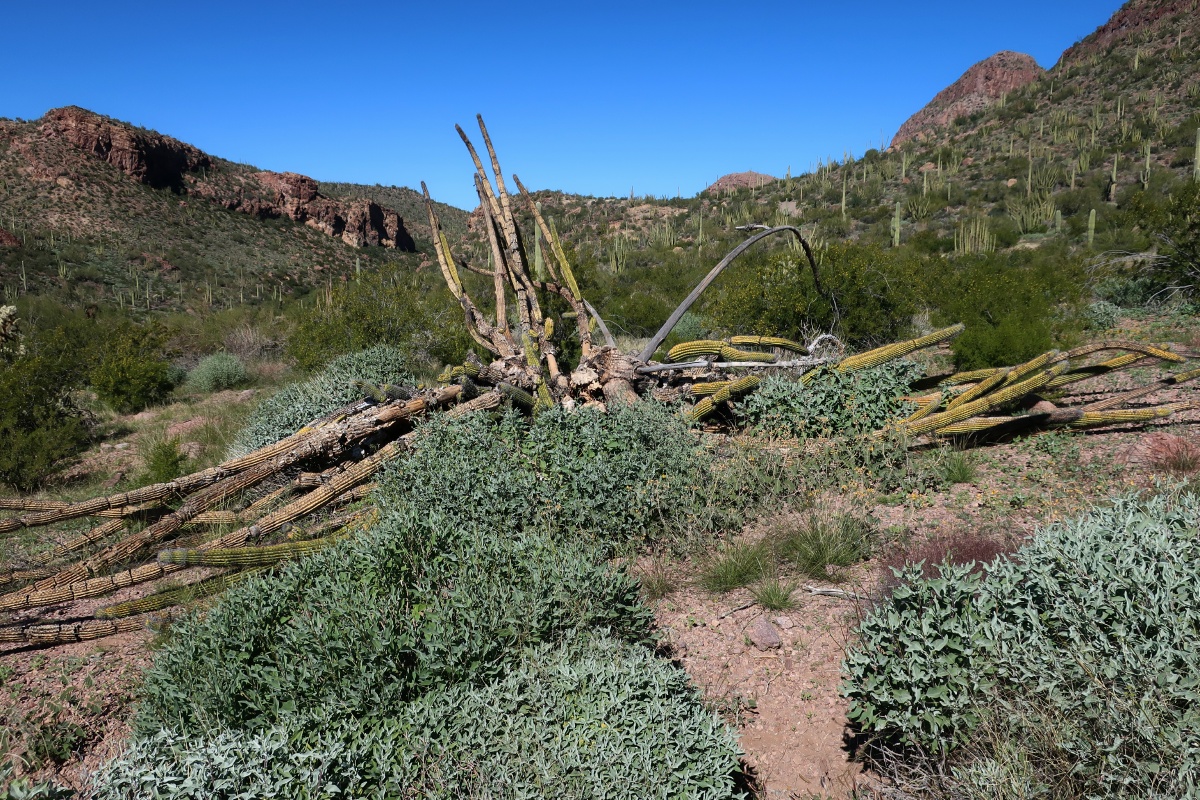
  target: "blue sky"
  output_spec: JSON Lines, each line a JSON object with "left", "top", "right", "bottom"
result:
{"left": 4, "top": 1, "right": 1124, "bottom": 209}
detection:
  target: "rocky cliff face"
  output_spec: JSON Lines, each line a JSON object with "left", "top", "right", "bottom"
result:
{"left": 893, "top": 51, "right": 1045, "bottom": 145}
{"left": 37, "top": 107, "right": 414, "bottom": 250}
{"left": 41, "top": 106, "right": 212, "bottom": 191}
{"left": 210, "top": 171, "right": 414, "bottom": 249}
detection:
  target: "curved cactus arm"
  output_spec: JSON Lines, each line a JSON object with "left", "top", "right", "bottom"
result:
{"left": 836, "top": 324, "right": 965, "bottom": 373}
{"left": 639, "top": 226, "right": 822, "bottom": 364}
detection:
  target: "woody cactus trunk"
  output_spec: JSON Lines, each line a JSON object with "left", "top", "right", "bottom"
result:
{"left": 1, "top": 117, "right": 1197, "bottom": 648}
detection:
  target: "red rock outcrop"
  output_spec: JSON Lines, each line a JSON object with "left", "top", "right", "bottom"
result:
{"left": 1062, "top": 0, "right": 1192, "bottom": 60}
{"left": 704, "top": 171, "right": 777, "bottom": 195}
{"left": 227, "top": 171, "right": 413, "bottom": 249}
{"left": 40, "top": 106, "right": 211, "bottom": 190}
{"left": 893, "top": 51, "right": 1044, "bottom": 145}
{"left": 38, "top": 107, "right": 415, "bottom": 250}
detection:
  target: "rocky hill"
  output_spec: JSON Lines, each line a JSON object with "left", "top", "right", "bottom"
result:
{"left": 893, "top": 51, "right": 1045, "bottom": 145}
{"left": 0, "top": 107, "right": 469, "bottom": 311}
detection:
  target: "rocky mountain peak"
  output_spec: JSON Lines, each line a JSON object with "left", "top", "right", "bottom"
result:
{"left": 893, "top": 51, "right": 1045, "bottom": 146}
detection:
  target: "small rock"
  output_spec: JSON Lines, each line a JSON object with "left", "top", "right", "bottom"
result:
{"left": 114, "top": 443, "right": 130, "bottom": 451}
{"left": 748, "top": 617, "right": 782, "bottom": 650}
{"left": 99, "top": 443, "right": 113, "bottom": 451}
{"left": 774, "top": 616, "right": 795, "bottom": 630}
{"left": 674, "top": 642, "right": 688, "bottom": 657}
{"left": 102, "top": 471, "right": 124, "bottom": 489}
{"left": 1028, "top": 399, "right": 1057, "bottom": 415}
{"left": 1006, "top": 178, "right": 1019, "bottom": 188}
{"left": 236, "top": 389, "right": 257, "bottom": 402}
{"left": 708, "top": 619, "right": 722, "bottom": 629}
{"left": 731, "top": 646, "right": 744, "bottom": 656}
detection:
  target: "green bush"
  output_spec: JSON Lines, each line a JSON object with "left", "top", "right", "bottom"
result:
{"left": 89, "top": 321, "right": 173, "bottom": 413}
{"left": 931, "top": 250, "right": 1085, "bottom": 370}
{"left": 138, "top": 436, "right": 188, "bottom": 485}
{"left": 1083, "top": 300, "right": 1121, "bottom": 330}
{"left": 96, "top": 635, "right": 740, "bottom": 800}
{"left": 103, "top": 406, "right": 747, "bottom": 797}
{"left": 0, "top": 352, "right": 91, "bottom": 492}
{"left": 844, "top": 491, "right": 1200, "bottom": 794}
{"left": 734, "top": 361, "right": 921, "bottom": 438}
{"left": 228, "top": 346, "right": 413, "bottom": 457}
{"left": 286, "top": 267, "right": 474, "bottom": 375}
{"left": 184, "top": 353, "right": 247, "bottom": 393}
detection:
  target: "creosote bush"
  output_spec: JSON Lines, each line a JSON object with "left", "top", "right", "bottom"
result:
{"left": 89, "top": 321, "right": 174, "bottom": 414}
{"left": 844, "top": 490, "right": 1200, "bottom": 796}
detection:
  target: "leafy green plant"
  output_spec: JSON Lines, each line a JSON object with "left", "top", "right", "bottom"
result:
{"left": 0, "top": 348, "right": 90, "bottom": 492}
{"left": 184, "top": 353, "right": 248, "bottom": 393}
{"left": 89, "top": 321, "right": 173, "bottom": 413}
{"left": 734, "top": 361, "right": 921, "bottom": 438}
{"left": 842, "top": 561, "right": 990, "bottom": 753}
{"left": 846, "top": 491, "right": 1200, "bottom": 795}
{"left": 0, "top": 763, "right": 73, "bottom": 800}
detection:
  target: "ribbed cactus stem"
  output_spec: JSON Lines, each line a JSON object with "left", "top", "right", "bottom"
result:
{"left": 837, "top": 324, "right": 964, "bottom": 373}
{"left": 1194, "top": 128, "right": 1199, "bottom": 182}
{"left": 1088, "top": 208, "right": 1096, "bottom": 246}
{"left": 729, "top": 335, "right": 808, "bottom": 354}
{"left": 95, "top": 571, "right": 254, "bottom": 619}
{"left": 158, "top": 534, "right": 343, "bottom": 568}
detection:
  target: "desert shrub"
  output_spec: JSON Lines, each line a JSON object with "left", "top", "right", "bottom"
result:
{"left": 97, "top": 635, "right": 740, "bottom": 800}
{"left": 228, "top": 345, "right": 413, "bottom": 457}
{"left": 109, "top": 407, "right": 746, "bottom": 797}
{"left": 706, "top": 244, "right": 919, "bottom": 347}
{"left": 931, "top": 250, "right": 1084, "bottom": 370}
{"left": 0, "top": 350, "right": 91, "bottom": 492}
{"left": 843, "top": 561, "right": 991, "bottom": 754}
{"left": 287, "top": 267, "right": 474, "bottom": 374}
{"left": 89, "top": 321, "right": 173, "bottom": 413}
{"left": 0, "top": 763, "right": 72, "bottom": 800}
{"left": 184, "top": 352, "right": 247, "bottom": 393}
{"left": 735, "top": 360, "right": 921, "bottom": 438}
{"left": 138, "top": 436, "right": 188, "bottom": 485}
{"left": 1083, "top": 299, "right": 1121, "bottom": 330}
{"left": 845, "top": 491, "right": 1200, "bottom": 795}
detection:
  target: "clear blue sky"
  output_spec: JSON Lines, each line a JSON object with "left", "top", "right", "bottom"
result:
{"left": 3, "top": 0, "right": 1125, "bottom": 210}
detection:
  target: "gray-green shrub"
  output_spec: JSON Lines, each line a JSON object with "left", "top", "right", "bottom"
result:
{"left": 228, "top": 345, "right": 412, "bottom": 457}
{"left": 843, "top": 490, "right": 1200, "bottom": 795}
{"left": 184, "top": 353, "right": 247, "bottom": 393}
{"left": 735, "top": 360, "right": 921, "bottom": 438}
{"left": 101, "top": 405, "right": 748, "bottom": 798}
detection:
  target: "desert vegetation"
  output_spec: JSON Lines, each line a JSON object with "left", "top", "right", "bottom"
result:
{"left": 3, "top": 1, "right": 1200, "bottom": 796}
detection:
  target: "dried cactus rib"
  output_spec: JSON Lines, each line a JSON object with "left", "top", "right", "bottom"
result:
{"left": 0, "top": 616, "right": 145, "bottom": 646}
{"left": 690, "top": 381, "right": 731, "bottom": 397}
{"left": 1002, "top": 351, "right": 1066, "bottom": 386}
{"left": 94, "top": 571, "right": 253, "bottom": 620}
{"left": 25, "top": 459, "right": 280, "bottom": 593}
{"left": 0, "top": 566, "right": 58, "bottom": 588}
{"left": 688, "top": 376, "right": 760, "bottom": 421}
{"left": 899, "top": 393, "right": 944, "bottom": 424}
{"left": 947, "top": 369, "right": 1010, "bottom": 411}
{"left": 837, "top": 324, "right": 965, "bottom": 373}
{"left": 1081, "top": 366, "right": 1200, "bottom": 411}
{"left": 0, "top": 562, "right": 178, "bottom": 612}
{"left": 941, "top": 367, "right": 1004, "bottom": 386}
{"left": 446, "top": 390, "right": 503, "bottom": 418}
{"left": 728, "top": 335, "right": 809, "bottom": 354}
{"left": 667, "top": 340, "right": 726, "bottom": 362}
{"left": 28, "top": 518, "right": 127, "bottom": 566}
{"left": 1044, "top": 352, "right": 1144, "bottom": 389}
